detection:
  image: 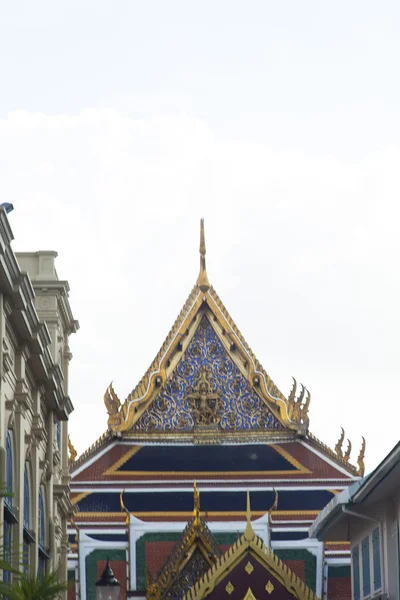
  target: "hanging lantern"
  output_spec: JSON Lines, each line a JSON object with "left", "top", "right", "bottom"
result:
{"left": 96, "top": 559, "right": 121, "bottom": 600}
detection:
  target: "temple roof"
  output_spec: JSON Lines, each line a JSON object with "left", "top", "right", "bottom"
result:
{"left": 104, "top": 220, "right": 311, "bottom": 436}
{"left": 71, "top": 220, "right": 364, "bottom": 476}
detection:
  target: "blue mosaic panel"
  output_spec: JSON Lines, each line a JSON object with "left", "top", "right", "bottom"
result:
{"left": 76, "top": 489, "right": 335, "bottom": 513}
{"left": 133, "top": 316, "right": 281, "bottom": 432}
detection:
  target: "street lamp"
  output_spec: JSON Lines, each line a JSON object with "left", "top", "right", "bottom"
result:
{"left": 96, "top": 559, "right": 121, "bottom": 600}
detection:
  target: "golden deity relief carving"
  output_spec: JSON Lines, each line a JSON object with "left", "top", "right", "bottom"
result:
{"left": 186, "top": 368, "right": 222, "bottom": 426}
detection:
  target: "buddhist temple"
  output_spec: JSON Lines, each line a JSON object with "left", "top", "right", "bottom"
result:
{"left": 67, "top": 220, "right": 364, "bottom": 600}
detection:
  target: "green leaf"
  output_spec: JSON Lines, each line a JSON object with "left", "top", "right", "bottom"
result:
{"left": 7, "top": 570, "right": 69, "bottom": 600}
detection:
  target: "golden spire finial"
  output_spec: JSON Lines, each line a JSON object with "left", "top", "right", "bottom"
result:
{"left": 193, "top": 481, "right": 200, "bottom": 525}
{"left": 244, "top": 491, "right": 255, "bottom": 541}
{"left": 197, "top": 218, "right": 210, "bottom": 292}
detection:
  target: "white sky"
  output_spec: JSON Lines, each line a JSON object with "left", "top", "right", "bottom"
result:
{"left": 1, "top": 1, "right": 399, "bottom": 473}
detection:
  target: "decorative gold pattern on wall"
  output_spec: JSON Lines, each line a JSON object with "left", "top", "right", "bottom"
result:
{"left": 265, "top": 580, "right": 274, "bottom": 594}
{"left": 243, "top": 589, "right": 257, "bottom": 600}
{"left": 225, "top": 581, "right": 234, "bottom": 595}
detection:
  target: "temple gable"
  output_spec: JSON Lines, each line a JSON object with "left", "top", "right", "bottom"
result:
{"left": 133, "top": 315, "right": 282, "bottom": 434}
{"left": 183, "top": 495, "right": 319, "bottom": 600}
{"left": 146, "top": 485, "right": 222, "bottom": 600}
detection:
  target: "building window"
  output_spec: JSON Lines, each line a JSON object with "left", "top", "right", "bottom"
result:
{"left": 56, "top": 419, "right": 61, "bottom": 449}
{"left": 3, "top": 520, "right": 12, "bottom": 583}
{"left": 22, "top": 464, "right": 34, "bottom": 573}
{"left": 352, "top": 528, "right": 382, "bottom": 599}
{"left": 361, "top": 536, "right": 371, "bottom": 597}
{"left": 5, "top": 430, "right": 13, "bottom": 508}
{"left": 3, "top": 430, "right": 15, "bottom": 584}
{"left": 23, "top": 465, "right": 30, "bottom": 529}
{"left": 352, "top": 545, "right": 360, "bottom": 600}
{"left": 38, "top": 486, "right": 47, "bottom": 577}
{"left": 372, "top": 527, "right": 382, "bottom": 591}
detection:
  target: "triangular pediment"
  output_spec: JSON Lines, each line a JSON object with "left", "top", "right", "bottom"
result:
{"left": 133, "top": 314, "right": 283, "bottom": 434}
{"left": 183, "top": 514, "right": 320, "bottom": 600}
{"left": 93, "top": 221, "right": 361, "bottom": 475}
{"left": 146, "top": 516, "right": 221, "bottom": 600}
{"left": 106, "top": 286, "right": 307, "bottom": 436}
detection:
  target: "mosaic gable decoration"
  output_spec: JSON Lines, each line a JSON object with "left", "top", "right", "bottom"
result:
{"left": 133, "top": 316, "right": 281, "bottom": 433}
{"left": 146, "top": 484, "right": 222, "bottom": 600}
{"left": 104, "top": 220, "right": 316, "bottom": 436}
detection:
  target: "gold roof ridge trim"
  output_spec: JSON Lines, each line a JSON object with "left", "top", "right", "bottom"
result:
{"left": 207, "top": 286, "right": 311, "bottom": 430}
{"left": 307, "top": 431, "right": 358, "bottom": 475}
{"left": 106, "top": 284, "right": 202, "bottom": 432}
{"left": 71, "top": 430, "right": 112, "bottom": 470}
{"left": 124, "top": 285, "right": 201, "bottom": 409}
{"left": 182, "top": 515, "right": 320, "bottom": 600}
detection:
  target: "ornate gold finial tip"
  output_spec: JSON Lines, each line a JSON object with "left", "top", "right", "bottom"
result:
{"left": 200, "top": 218, "right": 206, "bottom": 256}
{"left": 244, "top": 490, "right": 255, "bottom": 541}
{"left": 197, "top": 218, "right": 210, "bottom": 292}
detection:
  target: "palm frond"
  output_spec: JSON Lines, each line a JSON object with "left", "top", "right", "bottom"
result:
{"left": 8, "top": 570, "right": 69, "bottom": 600}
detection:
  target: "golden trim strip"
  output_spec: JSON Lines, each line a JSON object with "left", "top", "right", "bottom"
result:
{"left": 71, "top": 492, "right": 90, "bottom": 506}
{"left": 102, "top": 445, "right": 142, "bottom": 475}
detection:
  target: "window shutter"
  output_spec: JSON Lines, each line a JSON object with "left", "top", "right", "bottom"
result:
{"left": 24, "top": 465, "right": 30, "bottom": 529}
{"left": 5, "top": 431, "right": 13, "bottom": 507}
{"left": 372, "top": 527, "right": 382, "bottom": 591}
{"left": 361, "top": 536, "right": 371, "bottom": 597}
{"left": 352, "top": 545, "right": 361, "bottom": 600}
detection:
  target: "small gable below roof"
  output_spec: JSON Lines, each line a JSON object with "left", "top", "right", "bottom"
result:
{"left": 184, "top": 495, "right": 319, "bottom": 600}
{"left": 146, "top": 515, "right": 221, "bottom": 600}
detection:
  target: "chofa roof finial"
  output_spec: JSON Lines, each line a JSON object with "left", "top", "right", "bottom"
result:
{"left": 197, "top": 218, "right": 210, "bottom": 292}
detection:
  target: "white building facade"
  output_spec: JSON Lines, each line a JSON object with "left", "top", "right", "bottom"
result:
{"left": 0, "top": 208, "right": 78, "bottom": 590}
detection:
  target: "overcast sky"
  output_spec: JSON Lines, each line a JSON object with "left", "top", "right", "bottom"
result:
{"left": 1, "top": 1, "right": 399, "bottom": 473}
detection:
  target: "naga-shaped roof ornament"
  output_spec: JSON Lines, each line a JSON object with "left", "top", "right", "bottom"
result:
{"left": 68, "top": 435, "right": 77, "bottom": 464}
{"left": 344, "top": 439, "right": 352, "bottom": 463}
{"left": 287, "top": 377, "right": 311, "bottom": 432}
{"left": 119, "top": 490, "right": 131, "bottom": 525}
{"left": 357, "top": 436, "right": 366, "bottom": 477}
{"left": 267, "top": 488, "right": 279, "bottom": 532}
{"left": 197, "top": 218, "right": 210, "bottom": 292}
{"left": 335, "top": 427, "right": 345, "bottom": 459}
